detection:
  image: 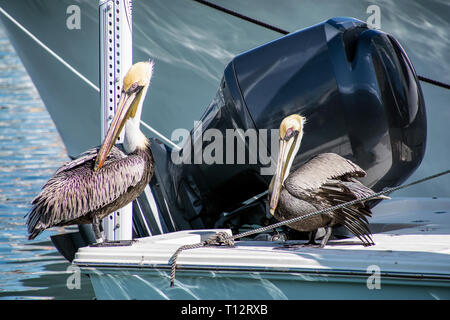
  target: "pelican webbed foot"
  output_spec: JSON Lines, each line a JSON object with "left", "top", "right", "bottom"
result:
{"left": 304, "top": 227, "right": 333, "bottom": 248}
{"left": 91, "top": 215, "right": 105, "bottom": 244}
{"left": 90, "top": 215, "right": 135, "bottom": 247}
{"left": 319, "top": 226, "right": 333, "bottom": 248}
{"left": 306, "top": 230, "right": 318, "bottom": 245}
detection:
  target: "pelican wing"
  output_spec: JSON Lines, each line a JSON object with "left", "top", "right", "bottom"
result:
{"left": 283, "top": 153, "right": 375, "bottom": 245}
{"left": 320, "top": 178, "right": 375, "bottom": 245}
{"left": 27, "top": 146, "right": 145, "bottom": 239}
{"left": 53, "top": 148, "right": 99, "bottom": 175}
{"left": 54, "top": 147, "right": 126, "bottom": 175}
{"left": 284, "top": 153, "right": 366, "bottom": 198}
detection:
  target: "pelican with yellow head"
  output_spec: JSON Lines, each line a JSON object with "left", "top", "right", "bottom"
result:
{"left": 269, "top": 114, "right": 385, "bottom": 247}
{"left": 27, "top": 61, "right": 155, "bottom": 244}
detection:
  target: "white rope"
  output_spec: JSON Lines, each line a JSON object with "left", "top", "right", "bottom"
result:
{"left": 140, "top": 120, "right": 181, "bottom": 150}
{"left": 0, "top": 6, "right": 180, "bottom": 151}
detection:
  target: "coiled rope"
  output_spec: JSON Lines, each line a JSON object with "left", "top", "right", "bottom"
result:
{"left": 169, "top": 169, "right": 449, "bottom": 287}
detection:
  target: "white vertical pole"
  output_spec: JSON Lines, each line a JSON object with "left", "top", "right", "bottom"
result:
{"left": 99, "top": 0, "right": 133, "bottom": 241}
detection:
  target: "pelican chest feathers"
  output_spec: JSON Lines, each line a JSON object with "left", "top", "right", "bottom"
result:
{"left": 27, "top": 61, "right": 155, "bottom": 244}
{"left": 269, "top": 114, "right": 387, "bottom": 247}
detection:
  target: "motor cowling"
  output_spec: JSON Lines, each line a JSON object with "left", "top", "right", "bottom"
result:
{"left": 153, "top": 17, "right": 426, "bottom": 230}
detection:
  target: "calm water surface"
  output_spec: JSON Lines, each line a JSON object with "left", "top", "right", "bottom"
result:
{"left": 0, "top": 25, "right": 94, "bottom": 299}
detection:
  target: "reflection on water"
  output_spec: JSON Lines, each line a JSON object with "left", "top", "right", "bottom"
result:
{"left": 0, "top": 25, "right": 94, "bottom": 299}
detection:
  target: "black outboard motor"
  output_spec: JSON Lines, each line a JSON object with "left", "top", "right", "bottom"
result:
{"left": 150, "top": 17, "right": 426, "bottom": 233}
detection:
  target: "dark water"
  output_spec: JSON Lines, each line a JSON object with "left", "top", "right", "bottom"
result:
{"left": 0, "top": 25, "right": 94, "bottom": 299}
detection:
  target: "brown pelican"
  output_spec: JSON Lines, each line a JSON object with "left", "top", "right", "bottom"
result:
{"left": 26, "top": 61, "right": 155, "bottom": 243}
{"left": 269, "top": 114, "right": 386, "bottom": 247}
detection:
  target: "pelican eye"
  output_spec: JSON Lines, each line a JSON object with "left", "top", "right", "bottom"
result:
{"left": 126, "top": 82, "right": 142, "bottom": 94}
{"left": 284, "top": 128, "right": 298, "bottom": 141}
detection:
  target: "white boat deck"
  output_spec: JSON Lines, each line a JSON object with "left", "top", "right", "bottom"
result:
{"left": 74, "top": 197, "right": 450, "bottom": 278}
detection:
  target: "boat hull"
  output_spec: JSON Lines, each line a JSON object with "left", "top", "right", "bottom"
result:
{"left": 82, "top": 266, "right": 450, "bottom": 300}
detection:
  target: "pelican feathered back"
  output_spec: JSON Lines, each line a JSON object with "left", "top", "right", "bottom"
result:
{"left": 26, "top": 146, "right": 151, "bottom": 239}
{"left": 277, "top": 153, "right": 377, "bottom": 246}
{"left": 284, "top": 153, "right": 366, "bottom": 197}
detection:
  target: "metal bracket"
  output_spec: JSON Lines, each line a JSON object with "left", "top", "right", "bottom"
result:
{"left": 99, "top": 0, "right": 133, "bottom": 241}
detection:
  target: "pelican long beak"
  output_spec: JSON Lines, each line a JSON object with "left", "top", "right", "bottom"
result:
{"left": 94, "top": 88, "right": 142, "bottom": 171}
{"left": 269, "top": 115, "right": 304, "bottom": 215}
{"left": 269, "top": 137, "right": 293, "bottom": 215}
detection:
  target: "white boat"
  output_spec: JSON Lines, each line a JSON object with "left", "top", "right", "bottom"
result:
{"left": 1, "top": 0, "right": 449, "bottom": 300}
{"left": 74, "top": 197, "right": 450, "bottom": 300}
